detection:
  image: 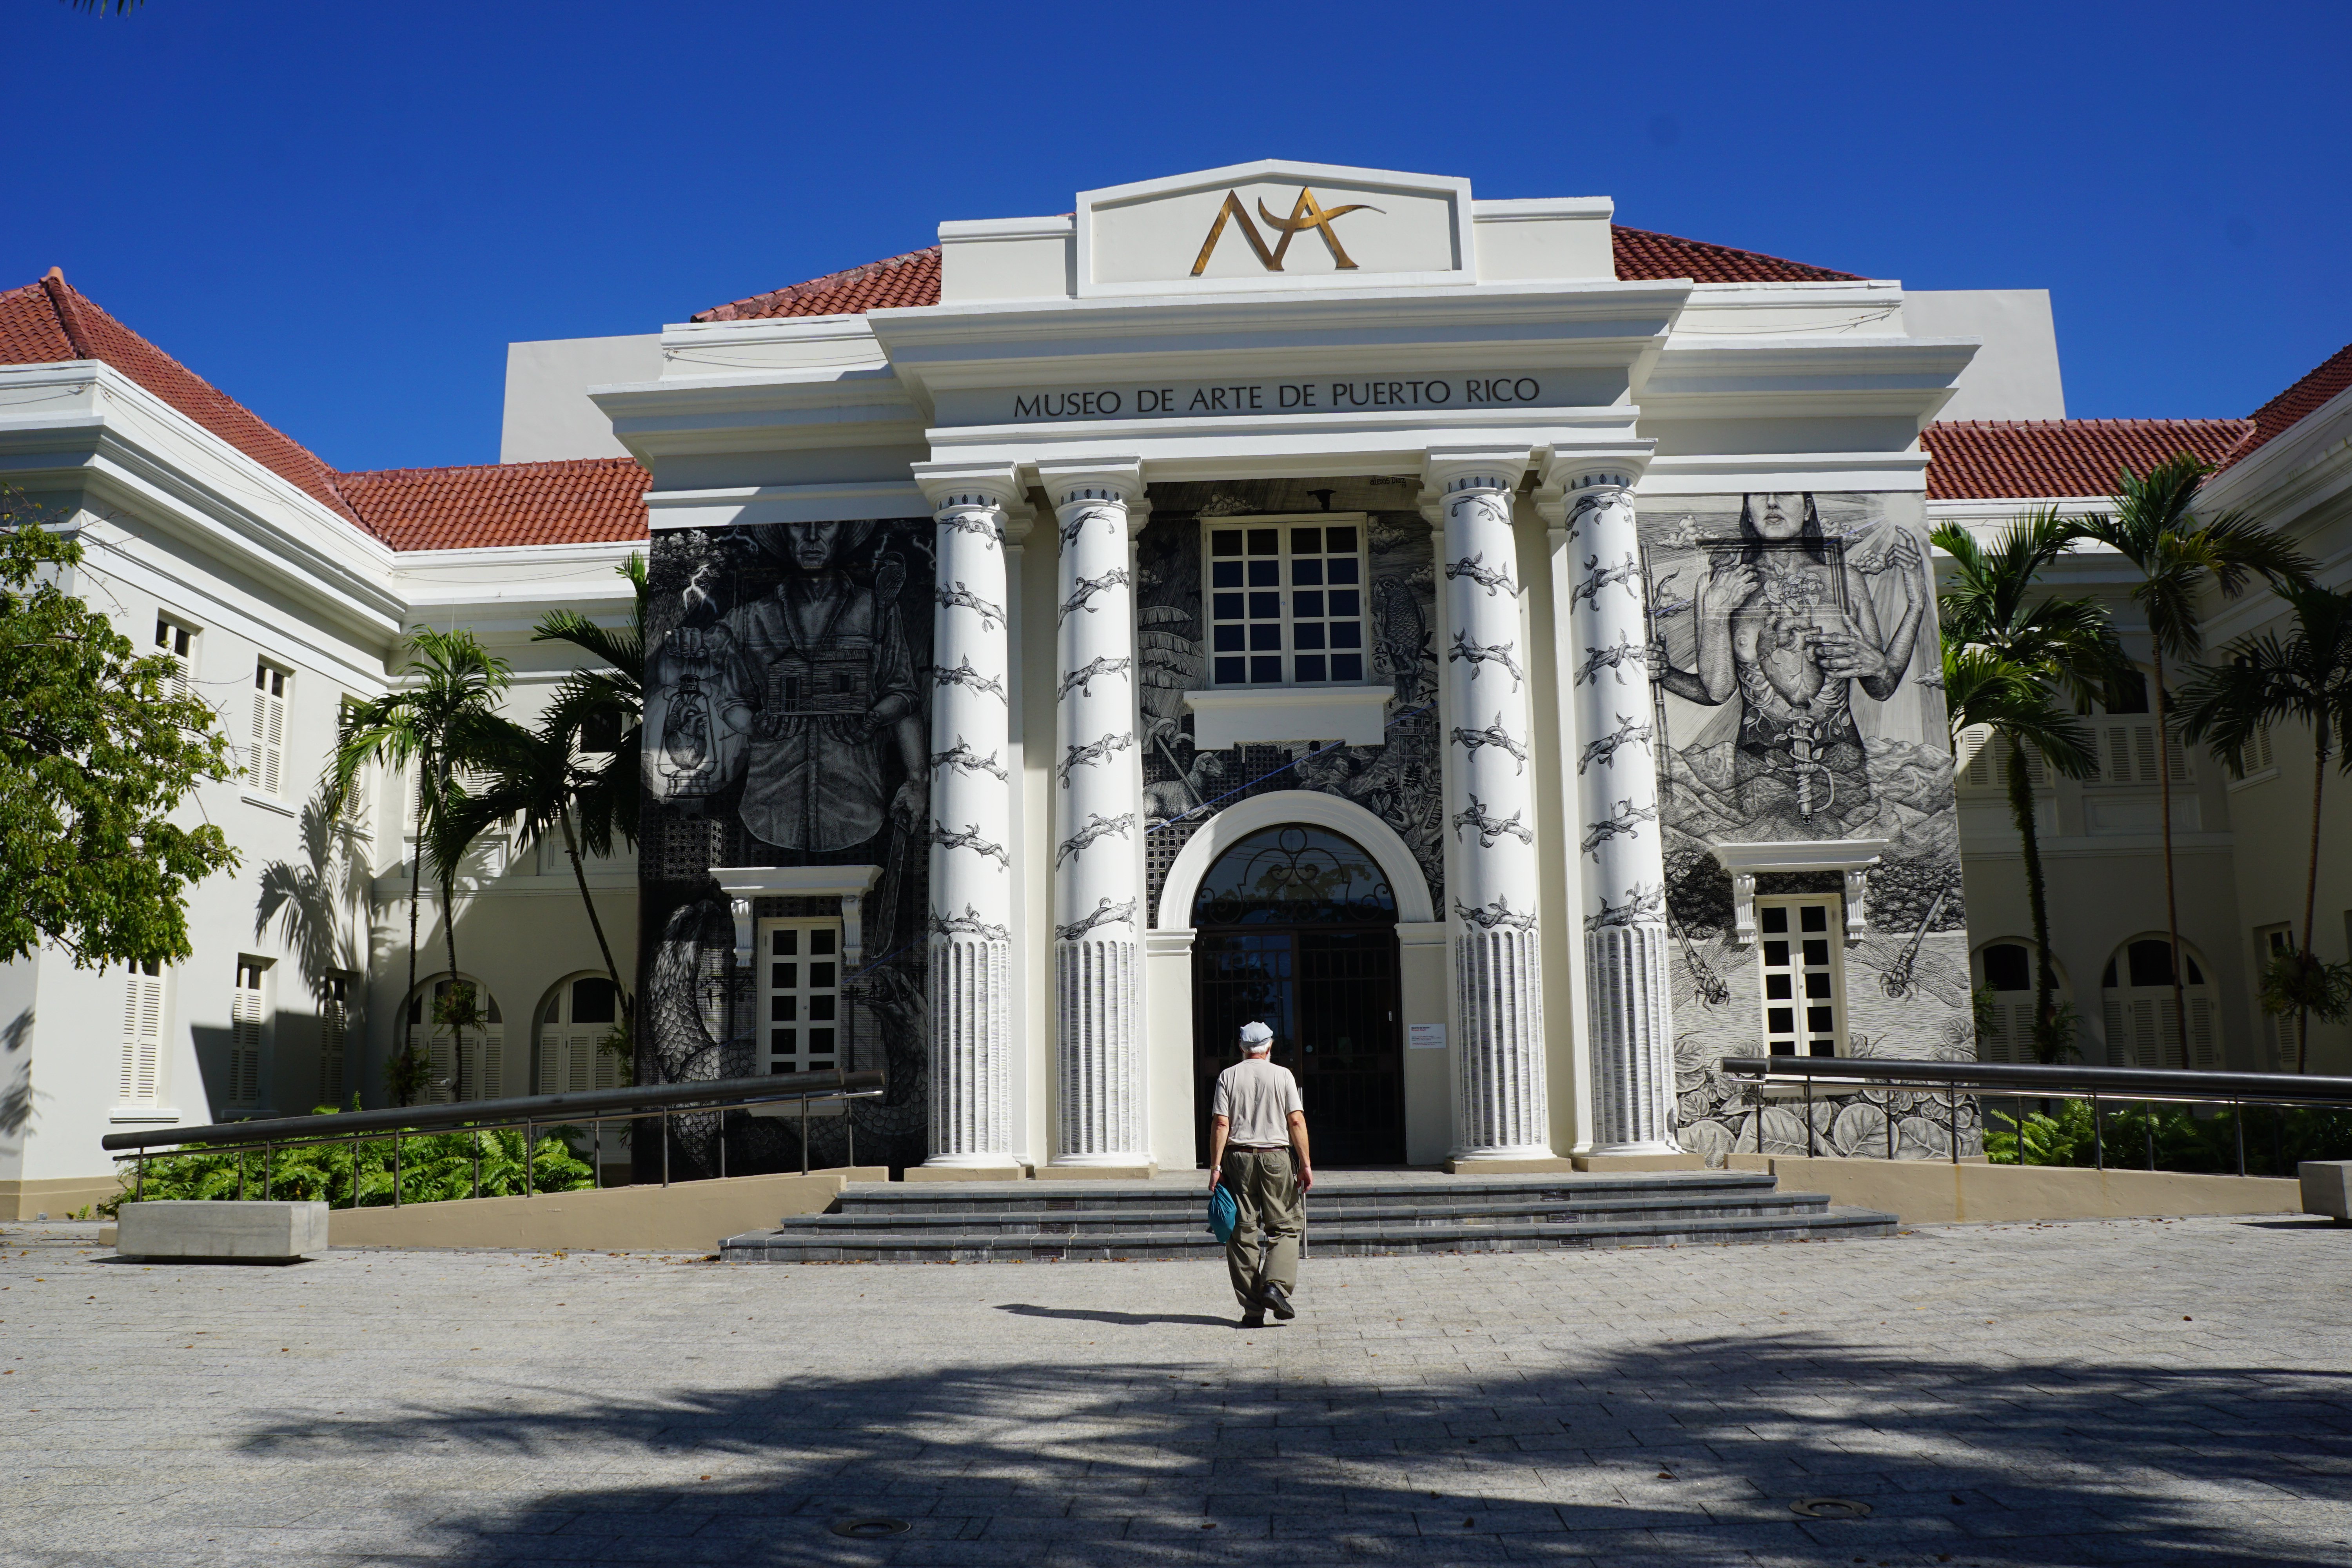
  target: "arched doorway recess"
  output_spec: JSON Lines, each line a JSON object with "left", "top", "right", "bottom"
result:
{"left": 1190, "top": 825, "right": 1404, "bottom": 1166}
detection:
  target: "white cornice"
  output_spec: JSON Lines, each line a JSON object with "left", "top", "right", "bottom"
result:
{"left": 1639, "top": 336, "right": 1979, "bottom": 421}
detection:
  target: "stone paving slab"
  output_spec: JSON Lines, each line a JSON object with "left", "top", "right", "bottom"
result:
{"left": 3, "top": 1214, "right": 2351, "bottom": 1565}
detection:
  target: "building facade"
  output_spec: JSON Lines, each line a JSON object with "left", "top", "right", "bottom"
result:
{"left": 4, "top": 160, "right": 2347, "bottom": 1213}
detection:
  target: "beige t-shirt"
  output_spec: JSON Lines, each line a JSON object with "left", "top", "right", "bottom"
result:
{"left": 1212, "top": 1056, "right": 1304, "bottom": 1148}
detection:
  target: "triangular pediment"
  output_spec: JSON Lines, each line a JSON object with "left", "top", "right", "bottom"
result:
{"left": 1074, "top": 160, "right": 1473, "bottom": 297}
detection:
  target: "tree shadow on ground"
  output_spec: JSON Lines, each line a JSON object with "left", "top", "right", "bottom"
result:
{"left": 236, "top": 1329, "right": 2352, "bottom": 1566}
{"left": 996, "top": 1303, "right": 1238, "bottom": 1329}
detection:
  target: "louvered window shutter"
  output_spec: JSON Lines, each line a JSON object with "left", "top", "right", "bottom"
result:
{"left": 120, "top": 962, "right": 166, "bottom": 1103}
{"left": 2187, "top": 996, "right": 2217, "bottom": 1070}
{"left": 319, "top": 978, "right": 348, "bottom": 1107}
{"left": 230, "top": 961, "right": 266, "bottom": 1106}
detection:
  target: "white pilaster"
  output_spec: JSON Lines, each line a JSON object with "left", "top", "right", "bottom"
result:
{"left": 1039, "top": 460, "right": 1150, "bottom": 1167}
{"left": 1550, "top": 461, "right": 1676, "bottom": 1155}
{"left": 913, "top": 463, "right": 1028, "bottom": 1170}
{"left": 1426, "top": 449, "right": 1551, "bottom": 1161}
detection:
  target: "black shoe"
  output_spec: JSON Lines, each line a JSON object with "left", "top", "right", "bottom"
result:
{"left": 1238, "top": 1312, "right": 1265, "bottom": 1329}
{"left": 1258, "top": 1281, "right": 1296, "bottom": 1321}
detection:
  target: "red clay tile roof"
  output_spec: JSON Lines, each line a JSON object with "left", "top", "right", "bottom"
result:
{"left": 690, "top": 226, "right": 1865, "bottom": 321}
{"left": 0, "top": 272, "right": 365, "bottom": 528}
{"left": 1921, "top": 419, "right": 2255, "bottom": 501}
{"left": 2222, "top": 340, "right": 2352, "bottom": 471}
{"left": 338, "top": 458, "right": 650, "bottom": 552}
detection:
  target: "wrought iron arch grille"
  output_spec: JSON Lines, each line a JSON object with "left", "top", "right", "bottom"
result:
{"left": 1189, "top": 826, "right": 1398, "bottom": 928}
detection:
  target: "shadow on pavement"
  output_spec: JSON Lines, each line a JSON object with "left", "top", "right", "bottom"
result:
{"left": 995, "top": 1302, "right": 1238, "bottom": 1329}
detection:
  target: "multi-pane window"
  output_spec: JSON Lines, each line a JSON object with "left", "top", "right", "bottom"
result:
{"left": 318, "top": 973, "right": 352, "bottom": 1108}
{"left": 154, "top": 617, "right": 195, "bottom": 701}
{"left": 2100, "top": 939, "right": 2216, "bottom": 1069}
{"left": 762, "top": 920, "right": 842, "bottom": 1074}
{"left": 229, "top": 958, "right": 269, "bottom": 1108}
{"left": 1975, "top": 941, "right": 2036, "bottom": 1063}
{"left": 1206, "top": 522, "right": 1366, "bottom": 686}
{"left": 1758, "top": 897, "right": 1844, "bottom": 1057}
{"left": 538, "top": 975, "right": 621, "bottom": 1093}
{"left": 407, "top": 978, "right": 504, "bottom": 1103}
{"left": 119, "top": 959, "right": 168, "bottom": 1106}
{"left": 250, "top": 660, "right": 289, "bottom": 796}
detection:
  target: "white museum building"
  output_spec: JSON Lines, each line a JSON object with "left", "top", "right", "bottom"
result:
{"left": 4, "top": 160, "right": 2349, "bottom": 1216}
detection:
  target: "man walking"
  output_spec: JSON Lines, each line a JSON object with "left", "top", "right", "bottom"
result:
{"left": 1207, "top": 1020, "right": 1313, "bottom": 1327}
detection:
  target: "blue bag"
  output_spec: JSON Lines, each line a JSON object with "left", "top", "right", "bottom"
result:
{"left": 1208, "top": 1181, "right": 1239, "bottom": 1243}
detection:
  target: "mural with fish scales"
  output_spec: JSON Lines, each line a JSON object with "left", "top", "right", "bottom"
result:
{"left": 1635, "top": 492, "right": 1978, "bottom": 1162}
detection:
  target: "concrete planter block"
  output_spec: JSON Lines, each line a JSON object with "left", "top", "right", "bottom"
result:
{"left": 2300, "top": 1161, "right": 2352, "bottom": 1222}
{"left": 116, "top": 1200, "right": 331, "bottom": 1261}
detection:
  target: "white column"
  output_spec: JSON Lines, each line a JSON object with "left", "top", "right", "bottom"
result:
{"left": 1040, "top": 461, "right": 1150, "bottom": 1168}
{"left": 1428, "top": 450, "right": 1552, "bottom": 1161}
{"left": 1555, "top": 464, "right": 1676, "bottom": 1154}
{"left": 913, "top": 465, "right": 1025, "bottom": 1170}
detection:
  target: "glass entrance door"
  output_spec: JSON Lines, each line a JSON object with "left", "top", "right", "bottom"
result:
{"left": 1188, "top": 826, "right": 1405, "bottom": 1167}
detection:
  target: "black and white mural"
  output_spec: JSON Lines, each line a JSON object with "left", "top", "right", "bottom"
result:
{"left": 638, "top": 519, "right": 935, "bottom": 1174}
{"left": 1134, "top": 477, "right": 1444, "bottom": 922}
{"left": 1637, "top": 493, "right": 1979, "bottom": 1160}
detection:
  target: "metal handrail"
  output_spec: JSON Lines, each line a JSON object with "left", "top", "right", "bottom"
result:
{"left": 102, "top": 1069, "right": 886, "bottom": 1209}
{"left": 1719, "top": 1056, "right": 2352, "bottom": 1106}
{"left": 1718, "top": 1054, "right": 2350, "bottom": 1176}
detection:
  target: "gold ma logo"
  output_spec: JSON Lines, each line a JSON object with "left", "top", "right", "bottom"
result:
{"left": 1190, "top": 186, "right": 1385, "bottom": 276}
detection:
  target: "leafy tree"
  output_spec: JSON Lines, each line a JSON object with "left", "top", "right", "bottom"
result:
{"left": 2178, "top": 581, "right": 2352, "bottom": 1069}
{"left": 2067, "top": 457, "right": 2313, "bottom": 1067}
{"left": 332, "top": 629, "right": 511, "bottom": 1103}
{"left": 0, "top": 514, "right": 240, "bottom": 968}
{"left": 1935, "top": 510, "right": 2124, "bottom": 1061}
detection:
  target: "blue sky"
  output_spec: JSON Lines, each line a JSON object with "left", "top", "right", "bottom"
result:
{"left": 15, "top": 0, "right": 2348, "bottom": 473}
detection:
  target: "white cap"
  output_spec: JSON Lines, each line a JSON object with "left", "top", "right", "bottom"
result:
{"left": 1239, "top": 1021, "right": 1274, "bottom": 1051}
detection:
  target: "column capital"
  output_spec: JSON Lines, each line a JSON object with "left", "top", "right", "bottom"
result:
{"left": 1532, "top": 445, "right": 1655, "bottom": 526}
{"left": 912, "top": 461, "right": 1036, "bottom": 543}
{"left": 1036, "top": 458, "right": 1147, "bottom": 513}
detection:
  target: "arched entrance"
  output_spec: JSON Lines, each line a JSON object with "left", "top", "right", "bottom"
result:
{"left": 1190, "top": 825, "right": 1403, "bottom": 1166}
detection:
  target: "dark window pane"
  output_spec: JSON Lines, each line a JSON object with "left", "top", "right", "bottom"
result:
{"left": 770, "top": 1028, "right": 795, "bottom": 1051}
{"left": 1760, "top": 907, "right": 1789, "bottom": 934}
{"left": 1290, "top": 559, "right": 1323, "bottom": 586}
{"left": 578, "top": 709, "right": 624, "bottom": 754}
{"left": 1809, "top": 1039, "right": 1837, "bottom": 1058}
{"left": 1293, "top": 591, "right": 1324, "bottom": 618}
{"left": 771, "top": 963, "right": 797, "bottom": 988}
{"left": 806, "top": 1059, "right": 835, "bottom": 1071}
{"left": 1295, "top": 655, "right": 1326, "bottom": 683}
{"left": 1800, "top": 905, "right": 1828, "bottom": 932}
{"left": 1212, "top": 530, "right": 1242, "bottom": 557}
{"left": 771, "top": 929, "right": 798, "bottom": 955}
{"left": 1802, "top": 939, "right": 1829, "bottom": 966}
{"left": 1769, "top": 1039, "right": 1795, "bottom": 1056}
{"left": 2102, "top": 958, "right": 2117, "bottom": 987}
{"left": 1763, "top": 941, "right": 1789, "bottom": 967}
{"left": 809, "top": 962, "right": 836, "bottom": 988}
{"left": 1329, "top": 590, "right": 1361, "bottom": 617}
{"left": 1249, "top": 592, "right": 1281, "bottom": 618}
{"left": 2104, "top": 668, "right": 2150, "bottom": 713}
{"left": 1247, "top": 560, "right": 1279, "bottom": 587}
{"left": 1293, "top": 622, "right": 1325, "bottom": 650}
{"left": 1212, "top": 625, "right": 1244, "bottom": 652}
{"left": 1982, "top": 943, "right": 2031, "bottom": 992}
{"left": 1247, "top": 529, "right": 1279, "bottom": 555}
{"left": 770, "top": 995, "right": 797, "bottom": 1021}
{"left": 1325, "top": 526, "right": 1356, "bottom": 553}
{"left": 809, "top": 995, "right": 836, "bottom": 1021}
{"left": 1250, "top": 656, "right": 1283, "bottom": 683}
{"left": 1331, "top": 653, "right": 1363, "bottom": 681}
{"left": 810, "top": 1028, "right": 836, "bottom": 1050}
{"left": 1290, "top": 527, "right": 1321, "bottom": 554}
{"left": 2127, "top": 940, "right": 2173, "bottom": 988}
{"left": 1329, "top": 621, "right": 1362, "bottom": 648}
{"left": 1805, "top": 972, "right": 1832, "bottom": 998}
{"left": 1766, "top": 975, "right": 1792, "bottom": 1000}
{"left": 810, "top": 927, "right": 836, "bottom": 955}
{"left": 1808, "top": 1006, "right": 1835, "bottom": 1032}
{"left": 1249, "top": 624, "right": 1282, "bottom": 651}
{"left": 1215, "top": 657, "right": 1246, "bottom": 683}
{"left": 1211, "top": 561, "right": 1243, "bottom": 587}
{"left": 1768, "top": 1007, "right": 1794, "bottom": 1033}
{"left": 2187, "top": 954, "right": 2205, "bottom": 985}
{"left": 1212, "top": 593, "right": 1244, "bottom": 619}
{"left": 571, "top": 977, "right": 617, "bottom": 1023}
{"left": 1326, "top": 557, "right": 1360, "bottom": 584}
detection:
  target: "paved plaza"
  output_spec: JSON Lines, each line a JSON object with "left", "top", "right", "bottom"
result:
{"left": 4, "top": 1213, "right": 2350, "bottom": 1567}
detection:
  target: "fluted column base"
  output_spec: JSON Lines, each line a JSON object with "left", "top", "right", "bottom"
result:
{"left": 924, "top": 936, "right": 1017, "bottom": 1167}
{"left": 1054, "top": 936, "right": 1146, "bottom": 1163}
{"left": 1452, "top": 927, "right": 1550, "bottom": 1159}
{"left": 1584, "top": 924, "right": 1678, "bottom": 1155}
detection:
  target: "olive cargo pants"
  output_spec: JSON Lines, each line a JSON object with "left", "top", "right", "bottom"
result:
{"left": 1220, "top": 1147, "right": 1303, "bottom": 1311}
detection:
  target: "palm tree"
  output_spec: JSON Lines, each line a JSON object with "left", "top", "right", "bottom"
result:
{"left": 2178, "top": 581, "right": 2352, "bottom": 1069}
{"left": 1933, "top": 512, "right": 2123, "bottom": 1060}
{"left": 2067, "top": 456, "right": 2314, "bottom": 1067}
{"left": 332, "top": 628, "right": 512, "bottom": 1103}
{"left": 529, "top": 554, "right": 644, "bottom": 902}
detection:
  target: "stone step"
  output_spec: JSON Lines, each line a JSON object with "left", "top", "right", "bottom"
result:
{"left": 830, "top": 1171, "right": 1782, "bottom": 1218}
{"left": 720, "top": 1204, "right": 1897, "bottom": 1264}
{"left": 780, "top": 1191, "right": 1837, "bottom": 1238}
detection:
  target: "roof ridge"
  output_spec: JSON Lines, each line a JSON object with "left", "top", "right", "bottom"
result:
{"left": 693, "top": 246, "right": 940, "bottom": 323}
{"left": 38, "top": 269, "right": 95, "bottom": 359}
{"left": 340, "top": 454, "right": 644, "bottom": 483}
{"left": 1929, "top": 416, "right": 2253, "bottom": 430}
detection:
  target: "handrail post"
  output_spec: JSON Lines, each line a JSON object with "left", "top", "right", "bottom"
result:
{"left": 1803, "top": 1071, "right": 1815, "bottom": 1159}
{"left": 847, "top": 1098, "right": 856, "bottom": 1171}
{"left": 2091, "top": 1094, "right": 2102, "bottom": 1171}
{"left": 594, "top": 1118, "right": 602, "bottom": 1190}
{"left": 393, "top": 1132, "right": 402, "bottom": 1207}
{"left": 525, "top": 1120, "right": 534, "bottom": 1194}
{"left": 2235, "top": 1101, "right": 2245, "bottom": 1177}
{"left": 661, "top": 1111, "right": 670, "bottom": 1187}
{"left": 719, "top": 1113, "right": 728, "bottom": 1180}
{"left": 237, "top": 1149, "right": 246, "bottom": 1202}
{"left": 2145, "top": 1102, "right": 2155, "bottom": 1171}
{"left": 263, "top": 1142, "right": 272, "bottom": 1199}
{"left": 472, "top": 1128, "right": 481, "bottom": 1200}
{"left": 349, "top": 1129, "right": 359, "bottom": 1208}
{"left": 1949, "top": 1087, "right": 1959, "bottom": 1166}
{"left": 801, "top": 1094, "right": 810, "bottom": 1175}
{"left": 136, "top": 1151, "right": 146, "bottom": 1201}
